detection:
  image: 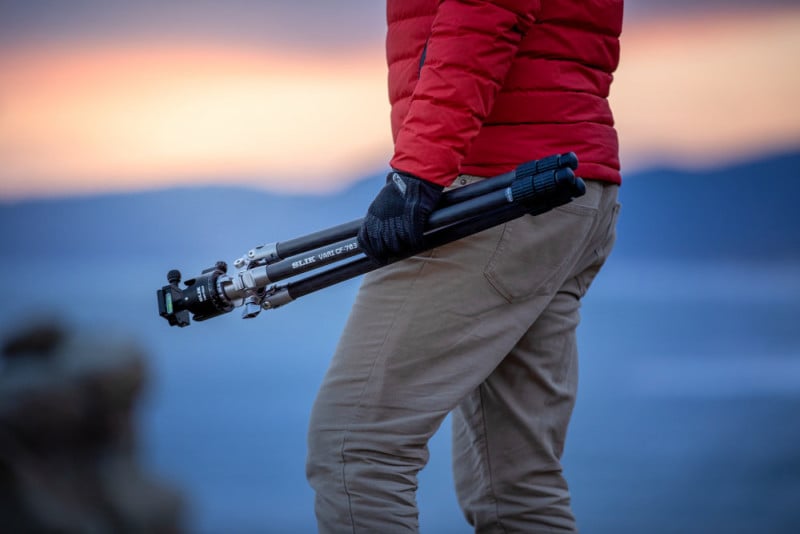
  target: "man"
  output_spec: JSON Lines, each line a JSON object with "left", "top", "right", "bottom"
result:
{"left": 307, "top": 1, "right": 623, "bottom": 531}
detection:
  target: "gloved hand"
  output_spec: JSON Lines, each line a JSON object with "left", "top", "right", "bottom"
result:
{"left": 358, "top": 171, "right": 444, "bottom": 265}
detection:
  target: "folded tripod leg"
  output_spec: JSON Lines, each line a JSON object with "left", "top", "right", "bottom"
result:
{"left": 231, "top": 152, "right": 579, "bottom": 270}
{"left": 255, "top": 165, "right": 585, "bottom": 310}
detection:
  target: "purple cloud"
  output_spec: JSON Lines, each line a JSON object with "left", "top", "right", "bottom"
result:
{"left": 2, "top": 0, "right": 795, "bottom": 51}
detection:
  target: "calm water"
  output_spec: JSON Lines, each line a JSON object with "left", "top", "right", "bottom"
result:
{"left": 1, "top": 257, "right": 798, "bottom": 533}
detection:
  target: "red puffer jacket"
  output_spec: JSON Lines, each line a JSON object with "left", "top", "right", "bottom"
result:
{"left": 387, "top": 0, "right": 624, "bottom": 186}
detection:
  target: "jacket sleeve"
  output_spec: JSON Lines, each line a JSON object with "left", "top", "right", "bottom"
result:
{"left": 390, "top": 0, "right": 541, "bottom": 186}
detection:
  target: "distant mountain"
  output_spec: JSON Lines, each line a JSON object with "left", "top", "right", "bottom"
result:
{"left": 0, "top": 174, "right": 385, "bottom": 264}
{"left": 1, "top": 151, "right": 798, "bottom": 264}
{"left": 614, "top": 150, "right": 800, "bottom": 260}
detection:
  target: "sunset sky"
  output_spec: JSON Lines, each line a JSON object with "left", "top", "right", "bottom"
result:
{"left": 1, "top": 0, "right": 799, "bottom": 199}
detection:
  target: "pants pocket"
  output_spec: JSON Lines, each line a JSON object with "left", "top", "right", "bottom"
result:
{"left": 483, "top": 201, "right": 599, "bottom": 302}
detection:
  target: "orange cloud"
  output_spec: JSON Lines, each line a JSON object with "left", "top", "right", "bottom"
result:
{"left": 0, "top": 44, "right": 392, "bottom": 197}
{"left": 612, "top": 7, "right": 800, "bottom": 171}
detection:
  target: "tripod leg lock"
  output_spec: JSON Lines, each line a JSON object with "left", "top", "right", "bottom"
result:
{"left": 260, "top": 286, "right": 293, "bottom": 311}
{"left": 234, "top": 242, "right": 279, "bottom": 269}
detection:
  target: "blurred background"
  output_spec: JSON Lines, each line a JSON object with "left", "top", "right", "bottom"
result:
{"left": 1, "top": 1, "right": 798, "bottom": 532}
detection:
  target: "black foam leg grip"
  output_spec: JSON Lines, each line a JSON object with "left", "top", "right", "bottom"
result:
{"left": 510, "top": 168, "right": 577, "bottom": 205}
{"left": 514, "top": 152, "right": 578, "bottom": 183}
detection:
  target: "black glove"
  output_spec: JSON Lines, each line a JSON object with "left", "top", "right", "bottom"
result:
{"left": 358, "top": 171, "right": 444, "bottom": 265}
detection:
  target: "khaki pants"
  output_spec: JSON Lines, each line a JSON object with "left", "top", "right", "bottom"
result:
{"left": 307, "top": 179, "right": 620, "bottom": 533}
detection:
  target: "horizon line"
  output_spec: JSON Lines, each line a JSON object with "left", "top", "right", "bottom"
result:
{"left": 2, "top": 147, "right": 797, "bottom": 205}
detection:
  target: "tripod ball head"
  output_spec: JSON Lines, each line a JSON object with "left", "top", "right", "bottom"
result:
{"left": 156, "top": 262, "right": 234, "bottom": 327}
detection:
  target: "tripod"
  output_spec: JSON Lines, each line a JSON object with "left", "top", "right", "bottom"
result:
{"left": 157, "top": 153, "right": 584, "bottom": 327}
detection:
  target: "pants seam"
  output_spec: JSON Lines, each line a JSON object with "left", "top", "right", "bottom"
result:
{"left": 478, "top": 384, "right": 509, "bottom": 534}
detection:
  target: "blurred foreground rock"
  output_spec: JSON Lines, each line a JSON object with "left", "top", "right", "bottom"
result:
{"left": 0, "top": 322, "right": 183, "bottom": 533}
